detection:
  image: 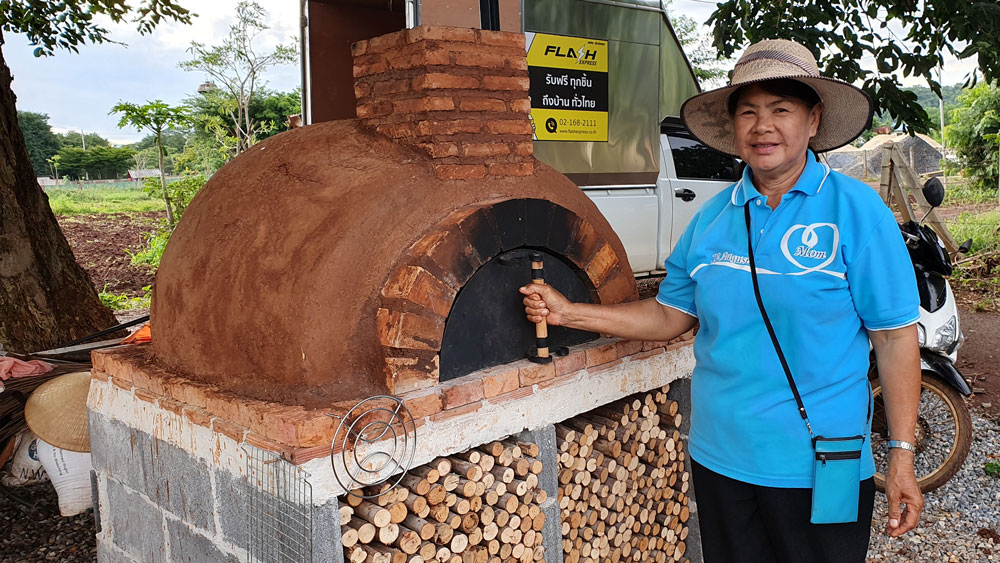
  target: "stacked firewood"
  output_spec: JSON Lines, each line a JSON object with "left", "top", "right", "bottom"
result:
{"left": 556, "top": 386, "right": 691, "bottom": 563}
{"left": 341, "top": 440, "right": 547, "bottom": 563}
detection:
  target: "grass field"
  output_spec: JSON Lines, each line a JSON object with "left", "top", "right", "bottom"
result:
{"left": 45, "top": 183, "right": 165, "bottom": 215}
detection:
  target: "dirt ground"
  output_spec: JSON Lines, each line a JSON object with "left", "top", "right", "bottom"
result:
{"left": 57, "top": 212, "right": 161, "bottom": 297}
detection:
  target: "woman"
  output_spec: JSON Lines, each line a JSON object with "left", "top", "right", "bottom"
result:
{"left": 521, "top": 39, "right": 923, "bottom": 562}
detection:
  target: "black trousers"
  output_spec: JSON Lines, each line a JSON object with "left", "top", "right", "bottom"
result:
{"left": 691, "top": 459, "right": 875, "bottom": 563}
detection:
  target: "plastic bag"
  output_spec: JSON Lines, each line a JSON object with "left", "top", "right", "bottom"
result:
{"left": 1, "top": 430, "right": 48, "bottom": 487}
{"left": 36, "top": 439, "right": 93, "bottom": 516}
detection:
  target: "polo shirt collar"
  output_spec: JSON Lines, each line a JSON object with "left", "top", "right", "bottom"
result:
{"left": 730, "top": 150, "right": 830, "bottom": 206}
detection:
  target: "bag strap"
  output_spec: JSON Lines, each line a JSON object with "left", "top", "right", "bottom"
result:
{"left": 744, "top": 204, "right": 816, "bottom": 439}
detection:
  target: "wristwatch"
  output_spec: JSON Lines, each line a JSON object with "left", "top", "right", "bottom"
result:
{"left": 887, "top": 440, "right": 916, "bottom": 452}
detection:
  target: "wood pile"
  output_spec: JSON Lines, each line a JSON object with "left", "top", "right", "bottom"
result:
{"left": 556, "top": 386, "right": 691, "bottom": 563}
{"left": 341, "top": 440, "right": 547, "bottom": 563}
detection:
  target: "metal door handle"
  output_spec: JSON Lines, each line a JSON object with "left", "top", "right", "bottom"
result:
{"left": 674, "top": 188, "right": 696, "bottom": 202}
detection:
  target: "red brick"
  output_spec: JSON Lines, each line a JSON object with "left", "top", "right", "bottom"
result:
{"left": 377, "top": 308, "right": 445, "bottom": 351}
{"left": 452, "top": 51, "right": 508, "bottom": 69}
{"left": 597, "top": 269, "right": 638, "bottom": 305}
{"left": 375, "top": 122, "right": 416, "bottom": 139}
{"left": 590, "top": 359, "right": 622, "bottom": 374}
{"left": 409, "top": 49, "right": 453, "bottom": 67}
{"left": 415, "top": 119, "right": 483, "bottom": 136}
{"left": 509, "top": 58, "right": 529, "bottom": 72}
{"left": 585, "top": 241, "right": 619, "bottom": 287}
{"left": 486, "top": 385, "right": 534, "bottom": 405}
{"left": 372, "top": 78, "right": 413, "bottom": 96}
{"left": 354, "top": 82, "right": 371, "bottom": 99}
{"left": 585, "top": 340, "right": 619, "bottom": 367}
{"left": 184, "top": 407, "right": 214, "bottom": 429}
{"left": 666, "top": 340, "right": 694, "bottom": 352}
{"left": 433, "top": 164, "right": 487, "bottom": 180}
{"left": 352, "top": 39, "right": 369, "bottom": 56}
{"left": 91, "top": 370, "right": 110, "bottom": 382}
{"left": 488, "top": 162, "right": 535, "bottom": 177}
{"left": 509, "top": 99, "right": 531, "bottom": 113}
{"left": 111, "top": 376, "right": 133, "bottom": 392}
{"left": 629, "top": 348, "right": 665, "bottom": 362}
{"left": 353, "top": 60, "right": 388, "bottom": 78}
{"left": 394, "top": 96, "right": 455, "bottom": 113}
{"left": 519, "top": 361, "right": 556, "bottom": 386}
{"left": 477, "top": 30, "right": 526, "bottom": 49}
{"left": 367, "top": 30, "right": 406, "bottom": 54}
{"left": 537, "top": 371, "right": 581, "bottom": 391}
{"left": 244, "top": 432, "right": 284, "bottom": 453}
{"left": 214, "top": 419, "right": 247, "bottom": 443}
{"left": 158, "top": 397, "right": 186, "bottom": 417}
{"left": 485, "top": 119, "right": 532, "bottom": 135}
{"left": 417, "top": 142, "right": 460, "bottom": 159}
{"left": 356, "top": 101, "right": 393, "bottom": 119}
{"left": 459, "top": 98, "right": 507, "bottom": 112}
{"left": 554, "top": 349, "right": 586, "bottom": 376}
{"left": 482, "top": 76, "right": 530, "bottom": 91}
{"left": 407, "top": 26, "right": 479, "bottom": 44}
{"left": 386, "top": 355, "right": 439, "bottom": 394}
{"left": 382, "top": 265, "right": 457, "bottom": 317}
{"left": 413, "top": 73, "right": 480, "bottom": 90}
{"left": 133, "top": 388, "right": 158, "bottom": 404}
{"left": 513, "top": 142, "right": 533, "bottom": 156}
{"left": 442, "top": 378, "right": 485, "bottom": 409}
{"left": 616, "top": 340, "right": 643, "bottom": 359}
{"left": 401, "top": 389, "right": 443, "bottom": 420}
{"left": 462, "top": 142, "right": 511, "bottom": 158}
{"left": 481, "top": 366, "right": 520, "bottom": 398}
{"left": 430, "top": 400, "right": 483, "bottom": 423}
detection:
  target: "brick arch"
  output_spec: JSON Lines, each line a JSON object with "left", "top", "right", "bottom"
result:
{"left": 377, "top": 198, "right": 636, "bottom": 394}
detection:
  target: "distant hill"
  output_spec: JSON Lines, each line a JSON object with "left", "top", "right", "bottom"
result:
{"left": 906, "top": 84, "right": 964, "bottom": 109}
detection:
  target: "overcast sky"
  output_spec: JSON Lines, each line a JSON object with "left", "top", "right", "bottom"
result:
{"left": 5, "top": 0, "right": 979, "bottom": 145}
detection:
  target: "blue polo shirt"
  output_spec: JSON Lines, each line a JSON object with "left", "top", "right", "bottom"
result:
{"left": 657, "top": 151, "right": 919, "bottom": 487}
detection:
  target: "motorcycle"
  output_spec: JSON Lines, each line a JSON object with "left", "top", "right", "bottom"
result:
{"left": 869, "top": 177, "right": 974, "bottom": 494}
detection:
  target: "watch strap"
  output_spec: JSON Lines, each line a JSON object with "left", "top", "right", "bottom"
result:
{"left": 887, "top": 440, "right": 916, "bottom": 452}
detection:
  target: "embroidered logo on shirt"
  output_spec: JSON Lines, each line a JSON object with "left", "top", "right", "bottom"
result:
{"left": 780, "top": 223, "right": 840, "bottom": 276}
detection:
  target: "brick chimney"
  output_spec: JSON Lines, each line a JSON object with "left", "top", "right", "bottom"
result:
{"left": 352, "top": 26, "right": 534, "bottom": 180}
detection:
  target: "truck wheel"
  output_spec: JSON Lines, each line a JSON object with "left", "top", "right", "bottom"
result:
{"left": 869, "top": 372, "right": 973, "bottom": 493}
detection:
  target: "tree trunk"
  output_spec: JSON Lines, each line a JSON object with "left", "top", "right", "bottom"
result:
{"left": 0, "top": 42, "right": 119, "bottom": 353}
{"left": 157, "top": 131, "right": 175, "bottom": 227}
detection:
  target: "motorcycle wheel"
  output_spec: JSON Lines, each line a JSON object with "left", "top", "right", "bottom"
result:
{"left": 869, "top": 372, "right": 972, "bottom": 493}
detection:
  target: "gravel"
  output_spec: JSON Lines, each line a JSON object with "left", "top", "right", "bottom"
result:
{"left": 868, "top": 411, "right": 1000, "bottom": 562}
{"left": 0, "top": 483, "right": 96, "bottom": 563}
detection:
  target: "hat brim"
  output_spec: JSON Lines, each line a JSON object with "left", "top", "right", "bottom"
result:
{"left": 24, "top": 371, "right": 91, "bottom": 453}
{"left": 680, "top": 75, "right": 873, "bottom": 157}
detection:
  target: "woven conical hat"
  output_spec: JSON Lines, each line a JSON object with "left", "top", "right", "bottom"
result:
{"left": 681, "top": 39, "right": 873, "bottom": 157}
{"left": 24, "top": 371, "right": 91, "bottom": 453}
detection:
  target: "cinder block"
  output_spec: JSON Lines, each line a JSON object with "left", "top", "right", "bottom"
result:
{"left": 166, "top": 518, "right": 240, "bottom": 563}
{"left": 89, "top": 413, "right": 215, "bottom": 532}
{"left": 97, "top": 539, "right": 140, "bottom": 563}
{"left": 106, "top": 479, "right": 166, "bottom": 563}
{"left": 515, "top": 425, "right": 562, "bottom": 562}
{"left": 214, "top": 468, "right": 251, "bottom": 549}
{"left": 312, "top": 499, "right": 345, "bottom": 563}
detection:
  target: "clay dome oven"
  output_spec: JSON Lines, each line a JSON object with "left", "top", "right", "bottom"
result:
{"left": 149, "top": 27, "right": 637, "bottom": 408}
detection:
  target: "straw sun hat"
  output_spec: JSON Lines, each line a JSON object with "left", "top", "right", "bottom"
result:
{"left": 24, "top": 371, "right": 92, "bottom": 453}
{"left": 681, "top": 39, "right": 873, "bottom": 157}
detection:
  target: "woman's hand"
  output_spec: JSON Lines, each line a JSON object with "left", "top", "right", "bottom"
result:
{"left": 520, "top": 283, "right": 572, "bottom": 326}
{"left": 885, "top": 449, "right": 923, "bottom": 537}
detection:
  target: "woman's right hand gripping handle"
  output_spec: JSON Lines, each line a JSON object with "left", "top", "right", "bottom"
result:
{"left": 520, "top": 283, "right": 571, "bottom": 326}
{"left": 519, "top": 283, "right": 697, "bottom": 342}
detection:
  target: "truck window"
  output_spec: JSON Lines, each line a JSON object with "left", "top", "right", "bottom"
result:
{"left": 667, "top": 134, "right": 739, "bottom": 181}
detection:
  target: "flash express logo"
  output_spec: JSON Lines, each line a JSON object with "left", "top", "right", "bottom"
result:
{"left": 543, "top": 45, "right": 599, "bottom": 65}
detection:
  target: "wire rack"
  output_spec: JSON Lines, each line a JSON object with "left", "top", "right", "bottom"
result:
{"left": 245, "top": 447, "right": 313, "bottom": 563}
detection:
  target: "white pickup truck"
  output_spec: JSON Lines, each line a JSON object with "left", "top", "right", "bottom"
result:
{"left": 581, "top": 118, "right": 739, "bottom": 276}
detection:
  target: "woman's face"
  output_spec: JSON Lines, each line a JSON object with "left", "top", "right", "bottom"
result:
{"left": 731, "top": 84, "right": 822, "bottom": 180}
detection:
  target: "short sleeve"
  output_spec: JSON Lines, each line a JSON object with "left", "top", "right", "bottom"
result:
{"left": 846, "top": 212, "right": 920, "bottom": 330}
{"left": 656, "top": 223, "right": 698, "bottom": 318}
